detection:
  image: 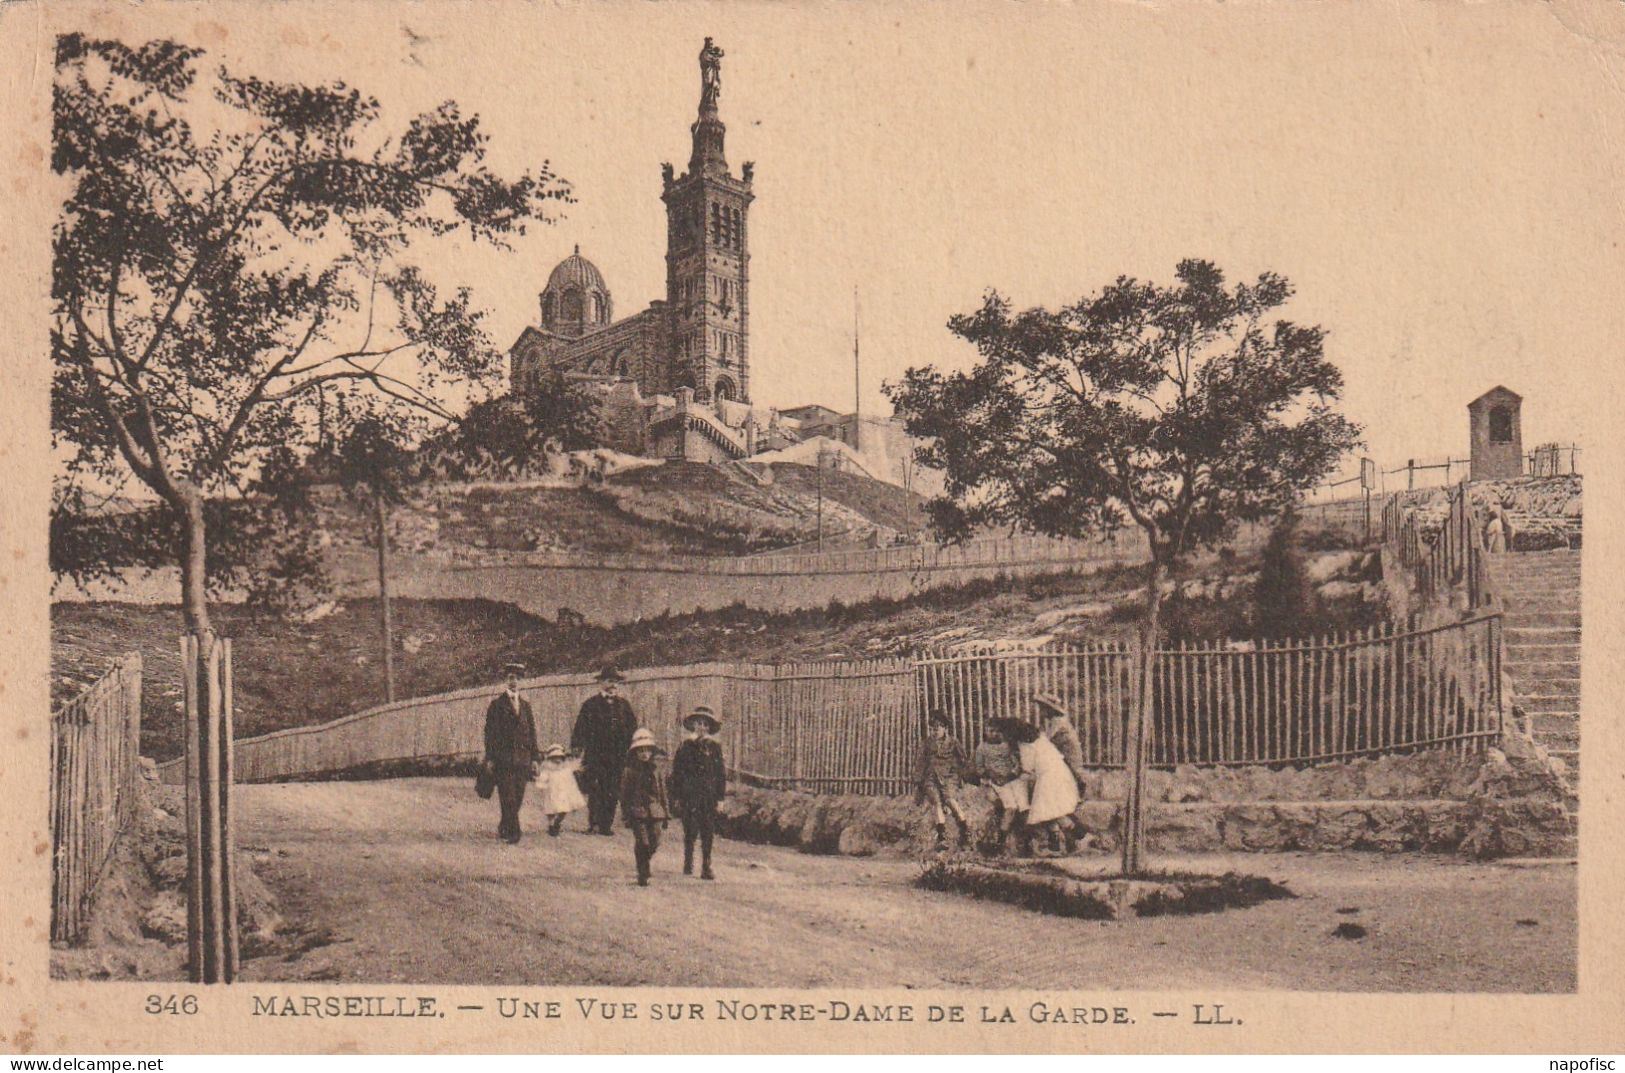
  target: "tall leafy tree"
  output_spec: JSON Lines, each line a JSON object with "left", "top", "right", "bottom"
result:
{"left": 52, "top": 34, "right": 571, "bottom": 636}
{"left": 886, "top": 259, "right": 1361, "bottom": 872}
{"left": 416, "top": 375, "right": 603, "bottom": 481}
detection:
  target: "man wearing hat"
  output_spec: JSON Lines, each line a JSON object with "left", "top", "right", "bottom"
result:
{"left": 483, "top": 663, "right": 540, "bottom": 844}
{"left": 571, "top": 665, "right": 639, "bottom": 834}
{"left": 1034, "top": 692, "right": 1092, "bottom": 850}
{"left": 669, "top": 706, "right": 727, "bottom": 879}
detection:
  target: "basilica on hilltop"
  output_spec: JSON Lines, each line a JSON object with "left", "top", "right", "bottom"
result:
{"left": 507, "top": 39, "right": 928, "bottom": 489}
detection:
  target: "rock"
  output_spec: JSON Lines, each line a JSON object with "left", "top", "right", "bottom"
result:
{"left": 150, "top": 854, "right": 187, "bottom": 888}
{"left": 1148, "top": 805, "right": 1221, "bottom": 851}
{"left": 140, "top": 890, "right": 187, "bottom": 945}
{"left": 837, "top": 823, "right": 885, "bottom": 857}
{"left": 1032, "top": 603, "right": 1115, "bottom": 630}
{"left": 1315, "top": 579, "right": 1364, "bottom": 601}
{"left": 1307, "top": 551, "right": 1362, "bottom": 584}
{"left": 1162, "top": 765, "right": 1208, "bottom": 803}
{"left": 296, "top": 600, "right": 340, "bottom": 624}
{"left": 1311, "top": 807, "right": 1369, "bottom": 850}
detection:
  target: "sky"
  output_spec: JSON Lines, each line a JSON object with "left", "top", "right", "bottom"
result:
{"left": 55, "top": 1, "right": 1625, "bottom": 481}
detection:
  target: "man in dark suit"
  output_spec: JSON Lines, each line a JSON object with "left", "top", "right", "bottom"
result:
{"left": 571, "top": 665, "right": 638, "bottom": 835}
{"left": 484, "top": 662, "right": 540, "bottom": 844}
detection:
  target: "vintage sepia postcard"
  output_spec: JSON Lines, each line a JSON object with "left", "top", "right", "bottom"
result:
{"left": 3, "top": 0, "right": 1624, "bottom": 1055}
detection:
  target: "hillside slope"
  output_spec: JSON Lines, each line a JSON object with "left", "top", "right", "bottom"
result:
{"left": 53, "top": 533, "right": 1384, "bottom": 762}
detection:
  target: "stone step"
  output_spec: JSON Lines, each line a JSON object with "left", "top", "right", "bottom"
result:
{"left": 1504, "top": 661, "right": 1581, "bottom": 681}
{"left": 1501, "top": 590, "right": 1581, "bottom": 607}
{"left": 1533, "top": 731, "right": 1580, "bottom": 753}
{"left": 1497, "top": 564, "right": 1582, "bottom": 576}
{"left": 1501, "top": 624, "right": 1579, "bottom": 640}
{"left": 1506, "top": 611, "right": 1582, "bottom": 629}
{"left": 1529, "top": 710, "right": 1580, "bottom": 733}
{"left": 1502, "top": 587, "right": 1581, "bottom": 601}
{"left": 1497, "top": 573, "right": 1582, "bottom": 588}
{"left": 1518, "top": 694, "right": 1580, "bottom": 714}
{"left": 1504, "top": 640, "right": 1581, "bottom": 656}
{"left": 1508, "top": 679, "right": 1573, "bottom": 705}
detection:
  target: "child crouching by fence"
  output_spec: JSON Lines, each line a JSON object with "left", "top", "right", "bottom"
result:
{"left": 974, "top": 721, "right": 1029, "bottom": 856}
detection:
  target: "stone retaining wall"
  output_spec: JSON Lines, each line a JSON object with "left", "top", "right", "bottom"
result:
{"left": 717, "top": 739, "right": 1573, "bottom": 860}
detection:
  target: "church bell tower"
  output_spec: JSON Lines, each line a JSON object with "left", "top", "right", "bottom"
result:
{"left": 662, "top": 38, "right": 753, "bottom": 404}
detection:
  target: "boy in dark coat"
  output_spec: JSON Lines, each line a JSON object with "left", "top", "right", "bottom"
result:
{"left": 670, "top": 705, "right": 727, "bottom": 880}
{"left": 483, "top": 663, "right": 540, "bottom": 844}
{"left": 572, "top": 665, "right": 639, "bottom": 835}
{"left": 619, "top": 728, "right": 671, "bottom": 886}
{"left": 915, "top": 709, "right": 973, "bottom": 849}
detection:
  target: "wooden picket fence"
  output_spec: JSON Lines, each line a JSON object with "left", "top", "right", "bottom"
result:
{"left": 917, "top": 617, "right": 1502, "bottom": 773}
{"left": 49, "top": 653, "right": 142, "bottom": 944}
{"left": 1382, "top": 480, "right": 1497, "bottom": 611}
{"left": 158, "top": 612, "right": 1503, "bottom": 794}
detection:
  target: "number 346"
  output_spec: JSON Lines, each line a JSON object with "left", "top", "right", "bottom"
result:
{"left": 144, "top": 994, "right": 199, "bottom": 1015}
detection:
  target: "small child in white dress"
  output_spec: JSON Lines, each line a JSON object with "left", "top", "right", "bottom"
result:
{"left": 536, "top": 744, "right": 588, "bottom": 836}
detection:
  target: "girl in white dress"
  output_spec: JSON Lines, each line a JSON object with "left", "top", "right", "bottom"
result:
{"left": 998, "top": 719, "right": 1080, "bottom": 855}
{"left": 537, "top": 744, "right": 588, "bottom": 836}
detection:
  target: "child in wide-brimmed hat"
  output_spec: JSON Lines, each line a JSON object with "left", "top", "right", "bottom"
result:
{"left": 1034, "top": 693, "right": 1092, "bottom": 852}
{"left": 670, "top": 706, "right": 727, "bottom": 880}
{"left": 536, "top": 744, "right": 587, "bottom": 837}
{"left": 619, "top": 727, "right": 671, "bottom": 886}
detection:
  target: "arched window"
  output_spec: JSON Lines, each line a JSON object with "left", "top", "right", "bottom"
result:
{"left": 542, "top": 293, "right": 555, "bottom": 323}
{"left": 1489, "top": 405, "right": 1514, "bottom": 444}
{"left": 711, "top": 202, "right": 721, "bottom": 242}
{"left": 731, "top": 208, "right": 742, "bottom": 250}
{"left": 714, "top": 376, "right": 736, "bottom": 402}
{"left": 562, "top": 289, "right": 582, "bottom": 321}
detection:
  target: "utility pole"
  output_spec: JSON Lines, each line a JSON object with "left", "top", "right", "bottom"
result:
{"left": 852, "top": 286, "right": 861, "bottom": 455}
{"left": 816, "top": 446, "right": 825, "bottom": 552}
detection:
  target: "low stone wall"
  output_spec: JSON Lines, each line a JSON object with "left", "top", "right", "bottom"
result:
{"left": 717, "top": 740, "right": 1574, "bottom": 860}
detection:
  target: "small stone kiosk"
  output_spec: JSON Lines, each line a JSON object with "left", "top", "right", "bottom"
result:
{"left": 1467, "top": 386, "right": 1523, "bottom": 480}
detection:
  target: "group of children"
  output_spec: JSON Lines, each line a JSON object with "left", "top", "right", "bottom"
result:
{"left": 526, "top": 705, "right": 729, "bottom": 886}
{"left": 915, "top": 693, "right": 1093, "bottom": 856}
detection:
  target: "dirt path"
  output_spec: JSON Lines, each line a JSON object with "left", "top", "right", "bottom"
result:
{"left": 239, "top": 778, "right": 1575, "bottom": 992}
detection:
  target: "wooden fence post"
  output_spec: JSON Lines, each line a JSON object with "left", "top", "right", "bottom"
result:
{"left": 184, "top": 632, "right": 238, "bottom": 984}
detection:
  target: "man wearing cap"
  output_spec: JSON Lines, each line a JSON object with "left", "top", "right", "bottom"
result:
{"left": 670, "top": 706, "right": 727, "bottom": 879}
{"left": 571, "top": 665, "right": 639, "bottom": 835}
{"left": 484, "top": 663, "right": 540, "bottom": 844}
{"left": 1034, "top": 693, "right": 1092, "bottom": 850}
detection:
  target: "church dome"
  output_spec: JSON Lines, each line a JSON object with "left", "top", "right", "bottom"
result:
{"left": 540, "top": 245, "right": 612, "bottom": 339}
{"left": 547, "top": 246, "right": 608, "bottom": 294}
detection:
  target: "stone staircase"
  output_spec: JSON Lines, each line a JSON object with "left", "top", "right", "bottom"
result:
{"left": 1492, "top": 549, "right": 1581, "bottom": 779}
